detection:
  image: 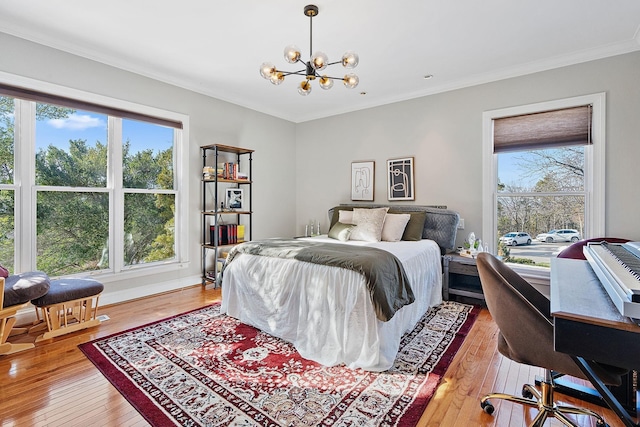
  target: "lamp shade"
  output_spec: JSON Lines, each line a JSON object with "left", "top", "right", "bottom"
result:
{"left": 270, "top": 72, "right": 285, "bottom": 85}
{"left": 319, "top": 76, "right": 334, "bottom": 90}
{"left": 343, "top": 73, "right": 359, "bottom": 89}
{"left": 311, "top": 51, "right": 328, "bottom": 71}
{"left": 284, "top": 45, "right": 301, "bottom": 64}
{"left": 342, "top": 51, "right": 359, "bottom": 69}
{"left": 259, "top": 62, "right": 276, "bottom": 80}
{"left": 298, "top": 80, "right": 312, "bottom": 95}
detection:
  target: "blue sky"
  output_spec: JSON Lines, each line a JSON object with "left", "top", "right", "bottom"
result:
{"left": 35, "top": 109, "right": 173, "bottom": 153}
{"left": 498, "top": 151, "right": 537, "bottom": 188}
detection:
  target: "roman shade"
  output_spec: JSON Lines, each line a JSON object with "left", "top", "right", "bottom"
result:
{"left": 493, "top": 105, "right": 591, "bottom": 153}
{"left": 0, "top": 83, "right": 183, "bottom": 129}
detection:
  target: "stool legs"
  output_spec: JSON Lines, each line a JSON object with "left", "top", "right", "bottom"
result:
{"left": 30, "top": 295, "right": 101, "bottom": 342}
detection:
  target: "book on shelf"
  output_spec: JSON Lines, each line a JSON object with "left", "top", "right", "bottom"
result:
{"left": 210, "top": 224, "right": 241, "bottom": 245}
{"left": 217, "top": 162, "right": 239, "bottom": 180}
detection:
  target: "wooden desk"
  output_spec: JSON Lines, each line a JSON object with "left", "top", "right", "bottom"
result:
{"left": 551, "top": 258, "right": 640, "bottom": 371}
{"left": 551, "top": 257, "right": 640, "bottom": 426}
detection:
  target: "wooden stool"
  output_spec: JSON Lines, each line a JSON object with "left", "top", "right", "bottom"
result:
{"left": 30, "top": 278, "right": 103, "bottom": 342}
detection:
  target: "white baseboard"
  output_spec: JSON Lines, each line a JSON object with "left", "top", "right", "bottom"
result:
{"left": 14, "top": 274, "right": 203, "bottom": 326}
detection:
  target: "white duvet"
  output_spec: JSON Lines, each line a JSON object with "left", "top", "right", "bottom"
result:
{"left": 220, "top": 236, "right": 443, "bottom": 371}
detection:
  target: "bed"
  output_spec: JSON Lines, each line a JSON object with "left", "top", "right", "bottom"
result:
{"left": 220, "top": 204, "right": 460, "bottom": 371}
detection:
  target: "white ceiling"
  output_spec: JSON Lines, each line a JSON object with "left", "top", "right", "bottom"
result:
{"left": 1, "top": 1, "right": 639, "bottom": 123}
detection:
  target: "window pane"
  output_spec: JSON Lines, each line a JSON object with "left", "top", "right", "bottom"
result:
{"left": 497, "top": 146, "right": 585, "bottom": 192}
{"left": 497, "top": 194, "right": 584, "bottom": 268}
{"left": 35, "top": 106, "right": 107, "bottom": 187}
{"left": 124, "top": 192, "right": 175, "bottom": 266}
{"left": 0, "top": 190, "right": 14, "bottom": 272}
{"left": 36, "top": 191, "right": 109, "bottom": 276}
{"left": 0, "top": 96, "right": 15, "bottom": 184}
{"left": 123, "top": 119, "right": 174, "bottom": 190}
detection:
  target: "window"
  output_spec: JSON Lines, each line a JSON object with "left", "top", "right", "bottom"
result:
{"left": 0, "top": 79, "right": 188, "bottom": 279}
{"left": 0, "top": 96, "right": 15, "bottom": 272}
{"left": 482, "top": 93, "right": 605, "bottom": 280}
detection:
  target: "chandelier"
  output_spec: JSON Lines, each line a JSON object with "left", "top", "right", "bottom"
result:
{"left": 259, "top": 4, "right": 359, "bottom": 96}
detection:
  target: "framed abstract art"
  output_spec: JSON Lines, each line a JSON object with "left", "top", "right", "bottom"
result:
{"left": 387, "top": 157, "right": 414, "bottom": 201}
{"left": 351, "top": 161, "right": 375, "bottom": 201}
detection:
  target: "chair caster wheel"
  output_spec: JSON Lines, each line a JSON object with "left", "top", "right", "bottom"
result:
{"left": 522, "top": 386, "right": 534, "bottom": 399}
{"left": 481, "top": 400, "right": 495, "bottom": 415}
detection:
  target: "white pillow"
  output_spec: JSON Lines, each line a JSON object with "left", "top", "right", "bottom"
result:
{"left": 338, "top": 210, "right": 354, "bottom": 224}
{"left": 350, "top": 207, "right": 389, "bottom": 242}
{"left": 381, "top": 213, "right": 411, "bottom": 242}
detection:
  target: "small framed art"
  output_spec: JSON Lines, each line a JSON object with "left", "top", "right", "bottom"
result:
{"left": 225, "top": 188, "right": 244, "bottom": 210}
{"left": 351, "top": 161, "right": 375, "bottom": 201}
{"left": 387, "top": 157, "right": 415, "bottom": 201}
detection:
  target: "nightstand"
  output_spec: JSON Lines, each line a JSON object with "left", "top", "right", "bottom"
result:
{"left": 442, "top": 253, "right": 484, "bottom": 302}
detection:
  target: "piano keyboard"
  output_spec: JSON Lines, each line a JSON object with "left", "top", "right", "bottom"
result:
{"left": 584, "top": 241, "right": 640, "bottom": 319}
{"left": 598, "top": 242, "right": 640, "bottom": 302}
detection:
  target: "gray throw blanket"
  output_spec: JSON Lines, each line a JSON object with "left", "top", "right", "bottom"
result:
{"left": 222, "top": 238, "right": 415, "bottom": 321}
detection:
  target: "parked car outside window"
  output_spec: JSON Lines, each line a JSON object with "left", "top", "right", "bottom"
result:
{"left": 535, "top": 229, "right": 581, "bottom": 243}
{"left": 499, "top": 232, "right": 533, "bottom": 246}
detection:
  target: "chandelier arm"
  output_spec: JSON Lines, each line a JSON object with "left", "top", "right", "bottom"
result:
{"left": 315, "top": 73, "right": 345, "bottom": 80}
{"left": 324, "top": 61, "right": 343, "bottom": 67}
{"left": 280, "top": 70, "right": 308, "bottom": 77}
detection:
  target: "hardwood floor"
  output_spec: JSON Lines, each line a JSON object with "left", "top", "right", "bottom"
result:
{"left": 0, "top": 285, "right": 631, "bottom": 426}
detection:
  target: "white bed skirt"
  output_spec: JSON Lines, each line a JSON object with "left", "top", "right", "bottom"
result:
{"left": 220, "top": 238, "right": 443, "bottom": 371}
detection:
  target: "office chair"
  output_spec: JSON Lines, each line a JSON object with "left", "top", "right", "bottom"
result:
{"left": 476, "top": 252, "right": 626, "bottom": 427}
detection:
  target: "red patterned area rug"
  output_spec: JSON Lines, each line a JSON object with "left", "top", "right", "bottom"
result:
{"left": 79, "top": 301, "right": 479, "bottom": 427}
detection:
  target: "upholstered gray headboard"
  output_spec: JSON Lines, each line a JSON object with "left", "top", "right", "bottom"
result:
{"left": 327, "top": 204, "right": 460, "bottom": 254}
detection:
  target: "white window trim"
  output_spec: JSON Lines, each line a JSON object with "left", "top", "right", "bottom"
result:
{"left": 0, "top": 70, "right": 190, "bottom": 279}
{"left": 482, "top": 93, "right": 605, "bottom": 282}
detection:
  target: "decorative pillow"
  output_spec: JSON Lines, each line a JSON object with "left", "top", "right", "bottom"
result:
{"left": 400, "top": 211, "right": 427, "bottom": 241}
{"left": 350, "top": 207, "right": 389, "bottom": 242}
{"left": 328, "top": 222, "right": 355, "bottom": 241}
{"left": 330, "top": 207, "right": 354, "bottom": 229}
{"left": 338, "top": 210, "right": 354, "bottom": 225}
{"left": 381, "top": 213, "right": 411, "bottom": 242}
{"left": 0, "top": 264, "right": 8, "bottom": 278}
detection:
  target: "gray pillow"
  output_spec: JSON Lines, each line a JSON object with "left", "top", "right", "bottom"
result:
{"left": 328, "top": 222, "right": 355, "bottom": 241}
{"left": 400, "top": 211, "right": 427, "bottom": 241}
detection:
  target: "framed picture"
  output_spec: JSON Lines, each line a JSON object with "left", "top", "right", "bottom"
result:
{"left": 387, "top": 157, "right": 415, "bottom": 201}
{"left": 225, "top": 188, "right": 243, "bottom": 210}
{"left": 351, "top": 161, "right": 375, "bottom": 201}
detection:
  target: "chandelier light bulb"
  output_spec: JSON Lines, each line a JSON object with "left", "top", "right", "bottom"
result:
{"left": 343, "top": 73, "right": 359, "bottom": 89}
{"left": 284, "top": 45, "right": 301, "bottom": 64}
{"left": 259, "top": 62, "right": 276, "bottom": 80}
{"left": 311, "top": 51, "right": 328, "bottom": 71}
{"left": 298, "top": 80, "right": 312, "bottom": 96}
{"left": 319, "top": 75, "right": 334, "bottom": 90}
{"left": 342, "top": 51, "right": 359, "bottom": 69}
{"left": 270, "top": 71, "right": 285, "bottom": 85}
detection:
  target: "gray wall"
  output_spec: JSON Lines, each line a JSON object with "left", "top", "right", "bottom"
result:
{"left": 295, "top": 52, "right": 640, "bottom": 245}
{"left": 3, "top": 31, "right": 640, "bottom": 302}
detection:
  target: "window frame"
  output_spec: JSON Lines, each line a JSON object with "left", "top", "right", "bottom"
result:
{"left": 482, "top": 93, "right": 605, "bottom": 282}
{"left": 1, "top": 71, "right": 190, "bottom": 282}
